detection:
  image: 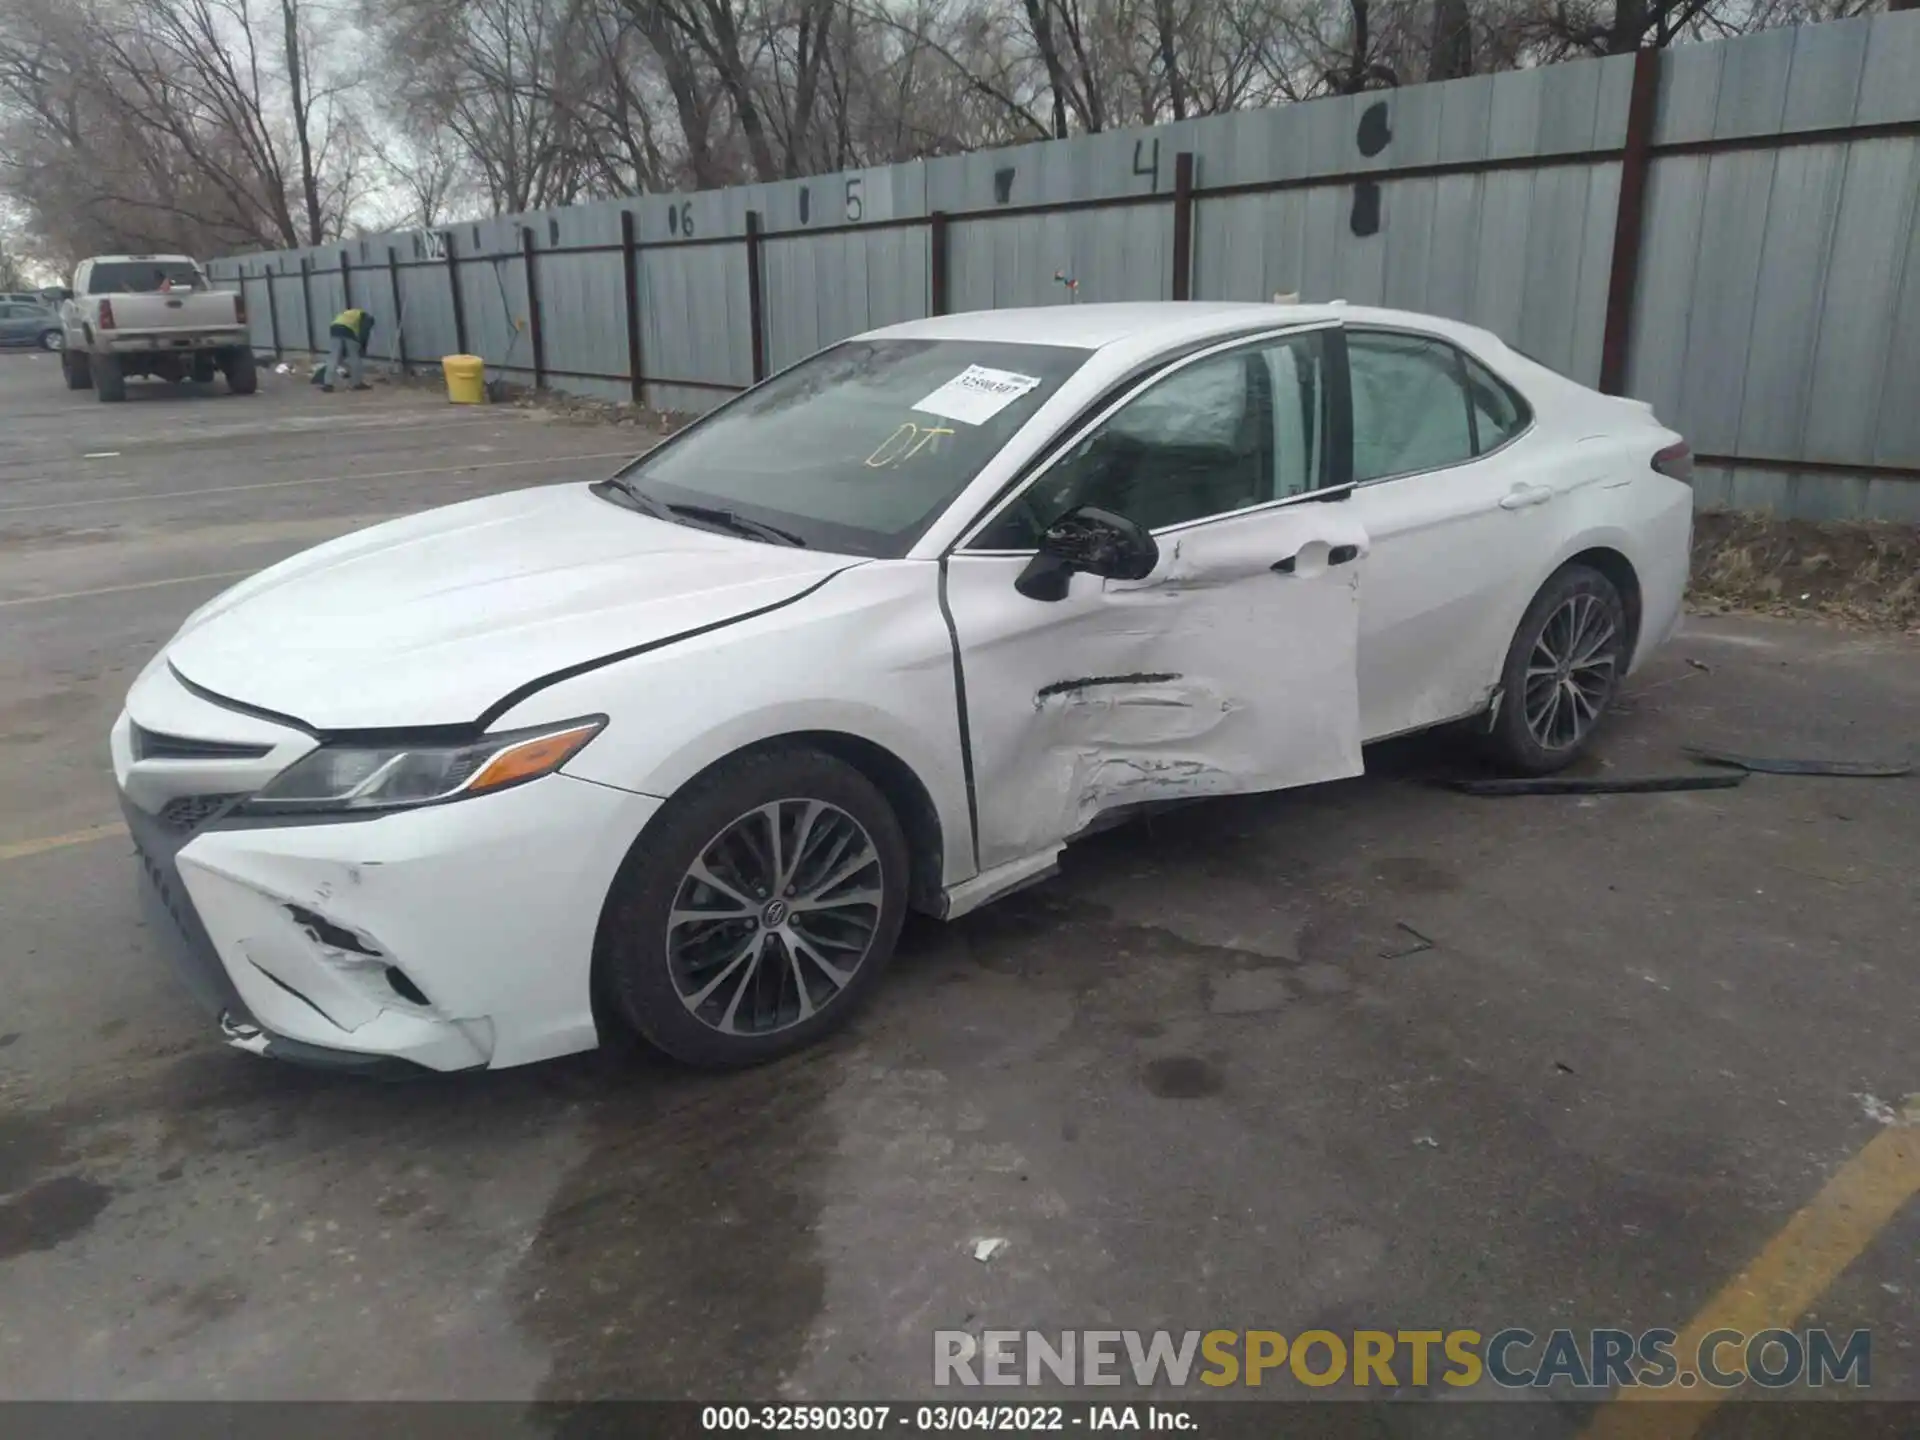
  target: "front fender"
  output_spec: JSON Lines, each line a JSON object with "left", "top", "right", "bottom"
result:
{"left": 494, "top": 560, "right": 978, "bottom": 890}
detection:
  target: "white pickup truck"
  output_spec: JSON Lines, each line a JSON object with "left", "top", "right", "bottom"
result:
{"left": 60, "top": 255, "right": 257, "bottom": 402}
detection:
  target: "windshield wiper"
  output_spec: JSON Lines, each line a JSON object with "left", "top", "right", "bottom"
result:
{"left": 664, "top": 502, "right": 808, "bottom": 548}
{"left": 599, "top": 479, "right": 807, "bottom": 547}
{"left": 601, "top": 474, "right": 670, "bottom": 516}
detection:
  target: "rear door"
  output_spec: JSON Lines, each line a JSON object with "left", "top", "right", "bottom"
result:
{"left": 0, "top": 304, "right": 28, "bottom": 344}
{"left": 944, "top": 327, "right": 1367, "bottom": 873}
{"left": 1338, "top": 329, "right": 1557, "bottom": 739}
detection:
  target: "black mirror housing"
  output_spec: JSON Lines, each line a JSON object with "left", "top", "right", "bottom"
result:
{"left": 1015, "top": 505, "right": 1159, "bottom": 601}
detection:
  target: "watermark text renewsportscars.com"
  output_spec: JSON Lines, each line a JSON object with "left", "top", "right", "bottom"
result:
{"left": 933, "top": 1327, "right": 1872, "bottom": 1392}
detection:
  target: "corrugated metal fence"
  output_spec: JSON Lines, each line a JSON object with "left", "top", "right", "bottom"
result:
{"left": 208, "top": 12, "right": 1920, "bottom": 521}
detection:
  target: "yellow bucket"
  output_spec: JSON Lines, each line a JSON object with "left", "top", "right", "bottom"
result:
{"left": 442, "top": 354, "right": 486, "bottom": 405}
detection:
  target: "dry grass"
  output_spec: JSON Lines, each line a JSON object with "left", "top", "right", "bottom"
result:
{"left": 1690, "top": 512, "right": 1920, "bottom": 631}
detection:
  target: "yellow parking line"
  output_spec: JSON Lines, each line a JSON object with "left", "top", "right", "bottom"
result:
{"left": 0, "top": 822, "right": 129, "bottom": 862}
{"left": 1583, "top": 1097, "right": 1920, "bottom": 1439}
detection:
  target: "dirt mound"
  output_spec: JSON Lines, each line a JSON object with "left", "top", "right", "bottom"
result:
{"left": 1690, "top": 512, "right": 1920, "bottom": 631}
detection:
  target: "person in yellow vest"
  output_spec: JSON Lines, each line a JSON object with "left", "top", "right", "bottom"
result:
{"left": 324, "top": 307, "right": 375, "bottom": 392}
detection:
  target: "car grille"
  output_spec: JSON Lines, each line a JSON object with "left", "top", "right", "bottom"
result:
{"left": 157, "top": 793, "right": 244, "bottom": 834}
{"left": 131, "top": 722, "right": 271, "bottom": 762}
{"left": 136, "top": 843, "right": 200, "bottom": 944}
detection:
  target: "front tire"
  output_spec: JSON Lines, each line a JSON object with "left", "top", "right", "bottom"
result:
{"left": 598, "top": 747, "right": 910, "bottom": 1068}
{"left": 94, "top": 354, "right": 126, "bottom": 403}
{"left": 1485, "top": 564, "right": 1628, "bottom": 775}
{"left": 223, "top": 346, "right": 259, "bottom": 396}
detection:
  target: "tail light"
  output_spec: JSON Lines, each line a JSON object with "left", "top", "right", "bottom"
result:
{"left": 98, "top": 298, "right": 116, "bottom": 330}
{"left": 1652, "top": 441, "right": 1693, "bottom": 484}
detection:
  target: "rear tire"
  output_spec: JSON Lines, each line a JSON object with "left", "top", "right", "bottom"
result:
{"left": 598, "top": 747, "right": 909, "bottom": 1068}
{"left": 191, "top": 353, "right": 217, "bottom": 384}
{"left": 62, "top": 350, "right": 92, "bottom": 390}
{"left": 94, "top": 354, "right": 126, "bottom": 403}
{"left": 1484, "top": 564, "right": 1628, "bottom": 775}
{"left": 223, "top": 346, "right": 258, "bottom": 396}
{"left": 39, "top": 329, "right": 61, "bottom": 352}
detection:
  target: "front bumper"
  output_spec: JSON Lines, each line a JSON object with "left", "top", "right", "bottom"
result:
{"left": 114, "top": 675, "right": 661, "bottom": 1072}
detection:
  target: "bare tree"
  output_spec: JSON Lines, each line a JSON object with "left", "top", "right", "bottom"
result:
{"left": 1428, "top": 0, "right": 1474, "bottom": 77}
{"left": 0, "top": 0, "right": 368, "bottom": 260}
{"left": 2, "top": 0, "right": 1887, "bottom": 260}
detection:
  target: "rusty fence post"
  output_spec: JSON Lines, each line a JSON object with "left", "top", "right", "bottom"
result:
{"left": 521, "top": 225, "right": 546, "bottom": 389}
{"left": 386, "top": 246, "right": 408, "bottom": 370}
{"left": 340, "top": 248, "right": 353, "bottom": 312}
{"left": 929, "top": 211, "right": 951, "bottom": 316}
{"left": 745, "top": 210, "right": 767, "bottom": 384}
{"left": 621, "top": 210, "right": 645, "bottom": 405}
{"left": 1599, "top": 47, "right": 1663, "bottom": 396}
{"left": 299, "top": 255, "right": 316, "bottom": 353}
{"left": 1170, "top": 151, "right": 1195, "bottom": 302}
{"left": 445, "top": 231, "right": 469, "bottom": 358}
{"left": 265, "top": 262, "right": 282, "bottom": 358}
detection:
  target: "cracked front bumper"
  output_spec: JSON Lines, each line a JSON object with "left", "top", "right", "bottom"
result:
{"left": 116, "top": 702, "right": 661, "bottom": 1073}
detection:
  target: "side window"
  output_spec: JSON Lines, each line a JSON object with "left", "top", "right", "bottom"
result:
{"left": 971, "top": 332, "right": 1327, "bottom": 548}
{"left": 1347, "top": 332, "right": 1475, "bottom": 482}
{"left": 1463, "top": 354, "right": 1530, "bottom": 453}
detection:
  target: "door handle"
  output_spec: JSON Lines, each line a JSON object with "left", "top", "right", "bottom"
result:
{"left": 1499, "top": 483, "right": 1554, "bottom": 510}
{"left": 1271, "top": 543, "right": 1360, "bottom": 575}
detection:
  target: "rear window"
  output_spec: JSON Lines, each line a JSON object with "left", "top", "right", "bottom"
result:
{"left": 86, "top": 262, "right": 206, "bottom": 295}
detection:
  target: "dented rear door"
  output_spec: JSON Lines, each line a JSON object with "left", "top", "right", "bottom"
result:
{"left": 945, "top": 504, "right": 1368, "bottom": 873}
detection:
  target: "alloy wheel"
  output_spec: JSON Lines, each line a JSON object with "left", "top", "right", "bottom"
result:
{"left": 1523, "top": 592, "right": 1617, "bottom": 751}
{"left": 666, "top": 799, "right": 884, "bottom": 1036}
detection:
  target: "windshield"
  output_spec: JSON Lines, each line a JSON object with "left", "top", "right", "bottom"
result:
{"left": 86, "top": 261, "right": 206, "bottom": 294}
{"left": 604, "top": 338, "right": 1089, "bottom": 556}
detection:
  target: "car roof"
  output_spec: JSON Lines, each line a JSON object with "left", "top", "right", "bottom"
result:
{"left": 83, "top": 254, "right": 199, "bottom": 265}
{"left": 868, "top": 302, "right": 1340, "bottom": 350}
{"left": 865, "top": 300, "right": 1518, "bottom": 364}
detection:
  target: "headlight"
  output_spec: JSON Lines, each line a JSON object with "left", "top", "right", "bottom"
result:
{"left": 241, "top": 717, "right": 605, "bottom": 816}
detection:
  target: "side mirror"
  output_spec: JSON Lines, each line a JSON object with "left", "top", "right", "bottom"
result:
{"left": 1014, "top": 505, "right": 1159, "bottom": 602}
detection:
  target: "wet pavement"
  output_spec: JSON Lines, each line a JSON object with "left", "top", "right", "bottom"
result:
{"left": 0, "top": 352, "right": 1915, "bottom": 1425}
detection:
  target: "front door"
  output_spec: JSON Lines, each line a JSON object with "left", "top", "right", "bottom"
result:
{"left": 943, "top": 329, "right": 1369, "bottom": 873}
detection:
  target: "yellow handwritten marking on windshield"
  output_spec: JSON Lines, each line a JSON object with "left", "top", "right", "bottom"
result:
{"left": 864, "top": 422, "right": 956, "bottom": 469}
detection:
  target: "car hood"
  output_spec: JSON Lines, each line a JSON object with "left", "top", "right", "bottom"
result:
{"left": 166, "top": 483, "right": 859, "bottom": 730}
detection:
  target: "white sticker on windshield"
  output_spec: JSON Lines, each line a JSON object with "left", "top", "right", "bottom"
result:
{"left": 912, "top": 365, "right": 1044, "bottom": 426}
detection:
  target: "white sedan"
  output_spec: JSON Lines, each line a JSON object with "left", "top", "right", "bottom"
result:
{"left": 112, "top": 302, "right": 1694, "bottom": 1072}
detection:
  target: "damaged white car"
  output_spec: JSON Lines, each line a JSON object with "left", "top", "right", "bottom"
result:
{"left": 113, "top": 302, "right": 1694, "bottom": 1073}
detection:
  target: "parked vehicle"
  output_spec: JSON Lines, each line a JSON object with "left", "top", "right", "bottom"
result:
{"left": 0, "top": 300, "right": 61, "bottom": 350}
{"left": 113, "top": 302, "right": 1694, "bottom": 1075}
{"left": 60, "top": 255, "right": 255, "bottom": 401}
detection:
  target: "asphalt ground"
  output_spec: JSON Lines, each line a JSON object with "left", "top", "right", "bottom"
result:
{"left": 0, "top": 351, "right": 1914, "bottom": 1434}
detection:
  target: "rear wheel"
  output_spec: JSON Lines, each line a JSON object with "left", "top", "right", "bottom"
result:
{"left": 62, "top": 349, "right": 92, "bottom": 390}
{"left": 223, "top": 346, "right": 258, "bottom": 396}
{"left": 1484, "top": 564, "right": 1627, "bottom": 775}
{"left": 598, "top": 747, "right": 909, "bottom": 1068}
{"left": 39, "top": 329, "right": 61, "bottom": 352}
{"left": 94, "top": 354, "right": 126, "bottom": 403}
{"left": 191, "top": 352, "right": 217, "bottom": 384}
